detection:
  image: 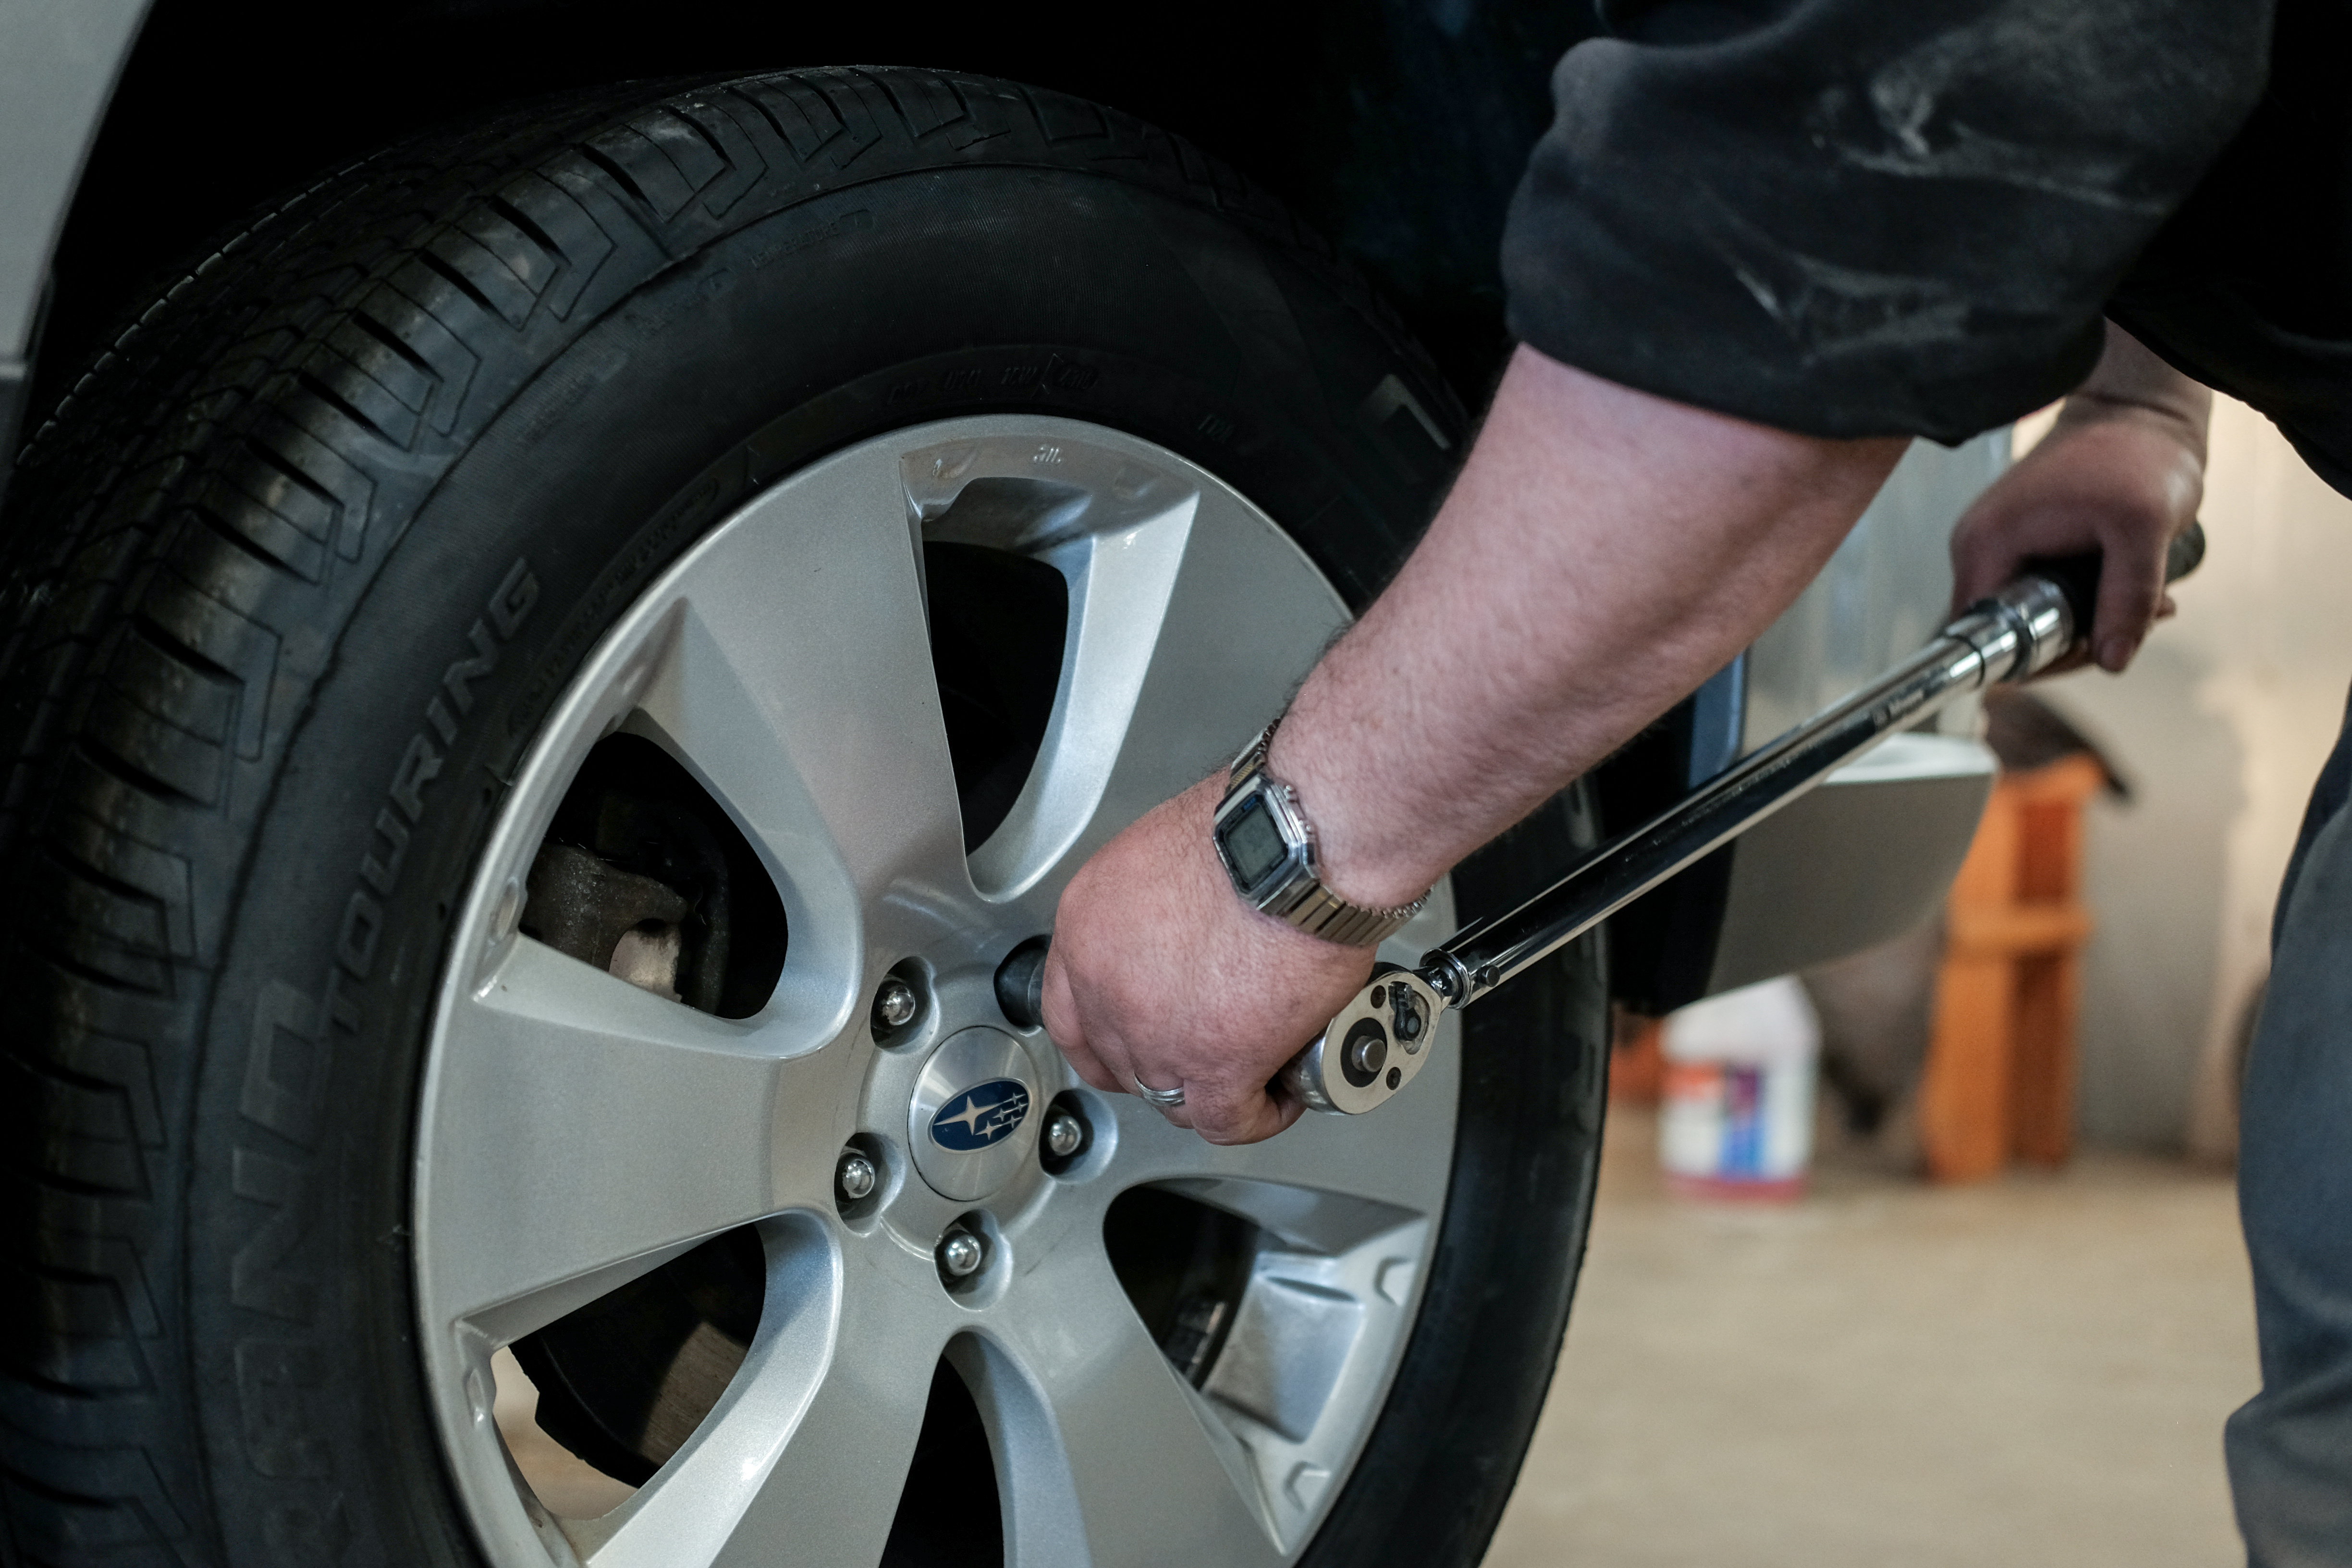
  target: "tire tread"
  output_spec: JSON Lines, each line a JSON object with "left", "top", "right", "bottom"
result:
{"left": 0, "top": 69, "right": 1459, "bottom": 1568}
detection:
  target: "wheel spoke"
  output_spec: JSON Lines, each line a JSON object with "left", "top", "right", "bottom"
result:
{"left": 973, "top": 1241, "right": 1286, "bottom": 1568}
{"left": 968, "top": 483, "right": 1349, "bottom": 919}
{"left": 1197, "top": 1222, "right": 1435, "bottom": 1553}
{"left": 589, "top": 1238, "right": 950, "bottom": 1568}
{"left": 1094, "top": 1022, "right": 1462, "bottom": 1243}
{"left": 415, "top": 939, "right": 855, "bottom": 1344}
{"left": 633, "top": 443, "right": 971, "bottom": 940}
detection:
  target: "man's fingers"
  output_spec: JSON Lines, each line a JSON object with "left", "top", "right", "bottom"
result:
{"left": 1948, "top": 498, "right": 2083, "bottom": 616}
{"left": 1238, "top": 1090, "right": 1307, "bottom": 1144}
{"left": 1037, "top": 947, "right": 1078, "bottom": 1048}
{"left": 1038, "top": 957, "right": 1125, "bottom": 1093}
{"left": 1951, "top": 502, "right": 2176, "bottom": 675}
{"left": 1066, "top": 1040, "right": 1123, "bottom": 1095}
{"left": 1949, "top": 529, "right": 2031, "bottom": 616}
{"left": 2089, "top": 524, "right": 2169, "bottom": 673}
{"left": 1037, "top": 951, "right": 1106, "bottom": 1083}
{"left": 1182, "top": 1078, "right": 1304, "bottom": 1146}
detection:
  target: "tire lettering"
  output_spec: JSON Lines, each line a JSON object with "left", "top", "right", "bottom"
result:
{"left": 490, "top": 557, "right": 541, "bottom": 638}
{"left": 235, "top": 1341, "right": 331, "bottom": 1477}
{"left": 888, "top": 357, "right": 1095, "bottom": 409}
{"left": 441, "top": 618, "right": 500, "bottom": 713}
{"left": 336, "top": 892, "right": 382, "bottom": 977}
{"left": 262, "top": 1495, "right": 350, "bottom": 1564}
{"left": 359, "top": 808, "right": 410, "bottom": 895}
{"left": 391, "top": 735, "right": 443, "bottom": 820}
{"left": 231, "top": 1148, "right": 315, "bottom": 1321}
{"left": 229, "top": 556, "right": 542, "bottom": 1473}
{"left": 242, "top": 980, "right": 340, "bottom": 1145}
{"left": 746, "top": 207, "right": 872, "bottom": 269}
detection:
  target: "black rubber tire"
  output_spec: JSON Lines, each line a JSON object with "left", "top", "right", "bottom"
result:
{"left": 0, "top": 70, "right": 1606, "bottom": 1568}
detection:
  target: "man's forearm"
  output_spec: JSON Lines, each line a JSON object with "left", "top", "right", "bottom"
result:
{"left": 1269, "top": 345, "right": 1907, "bottom": 906}
{"left": 1041, "top": 345, "right": 1904, "bottom": 1143}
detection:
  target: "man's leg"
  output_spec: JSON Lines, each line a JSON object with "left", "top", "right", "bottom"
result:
{"left": 2228, "top": 689, "right": 2352, "bottom": 1566}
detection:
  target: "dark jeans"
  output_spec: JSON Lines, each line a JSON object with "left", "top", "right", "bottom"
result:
{"left": 2229, "top": 682, "right": 2352, "bottom": 1564}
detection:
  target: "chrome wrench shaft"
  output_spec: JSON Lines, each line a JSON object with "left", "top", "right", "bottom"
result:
{"left": 1286, "top": 526, "right": 2204, "bottom": 1114}
{"left": 997, "top": 528, "right": 2205, "bottom": 1119}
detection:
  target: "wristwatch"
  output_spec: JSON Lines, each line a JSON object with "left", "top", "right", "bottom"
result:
{"left": 1211, "top": 720, "right": 1428, "bottom": 947}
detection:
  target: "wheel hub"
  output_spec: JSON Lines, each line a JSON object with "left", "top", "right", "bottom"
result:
{"left": 907, "top": 1026, "right": 1042, "bottom": 1201}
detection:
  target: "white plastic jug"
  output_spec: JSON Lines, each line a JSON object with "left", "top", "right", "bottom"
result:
{"left": 1659, "top": 975, "right": 1821, "bottom": 1199}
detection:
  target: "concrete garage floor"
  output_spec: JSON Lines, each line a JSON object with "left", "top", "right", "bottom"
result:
{"left": 1484, "top": 1108, "right": 2260, "bottom": 1568}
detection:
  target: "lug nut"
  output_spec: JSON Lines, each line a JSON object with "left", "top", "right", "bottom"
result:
{"left": 873, "top": 976, "right": 919, "bottom": 1031}
{"left": 1043, "top": 1107, "right": 1087, "bottom": 1160}
{"left": 836, "top": 1149, "right": 878, "bottom": 1202}
{"left": 938, "top": 1226, "right": 986, "bottom": 1279}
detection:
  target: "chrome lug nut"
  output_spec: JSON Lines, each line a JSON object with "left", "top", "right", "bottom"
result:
{"left": 873, "top": 976, "right": 919, "bottom": 1031}
{"left": 937, "top": 1226, "right": 986, "bottom": 1279}
{"left": 835, "top": 1149, "right": 878, "bottom": 1202}
{"left": 1043, "top": 1107, "right": 1087, "bottom": 1160}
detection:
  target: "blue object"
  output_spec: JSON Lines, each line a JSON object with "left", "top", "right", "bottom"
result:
{"left": 929, "top": 1079, "right": 1032, "bottom": 1152}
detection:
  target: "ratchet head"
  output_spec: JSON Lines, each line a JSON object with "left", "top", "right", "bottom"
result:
{"left": 998, "top": 939, "right": 1447, "bottom": 1118}
{"left": 1283, "top": 966, "right": 1450, "bottom": 1115}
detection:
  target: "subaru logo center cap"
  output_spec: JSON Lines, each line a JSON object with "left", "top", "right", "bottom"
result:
{"left": 908, "top": 1027, "right": 1043, "bottom": 1201}
{"left": 931, "top": 1079, "right": 1031, "bottom": 1151}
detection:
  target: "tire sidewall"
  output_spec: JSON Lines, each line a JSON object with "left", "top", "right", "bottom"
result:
{"left": 163, "top": 98, "right": 1596, "bottom": 1568}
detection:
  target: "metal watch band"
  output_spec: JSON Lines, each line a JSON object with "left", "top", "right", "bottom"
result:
{"left": 1261, "top": 874, "right": 1427, "bottom": 947}
{"left": 1221, "top": 719, "right": 1429, "bottom": 948}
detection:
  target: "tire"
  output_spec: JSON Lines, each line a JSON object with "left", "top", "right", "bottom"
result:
{"left": 0, "top": 70, "right": 1607, "bottom": 1568}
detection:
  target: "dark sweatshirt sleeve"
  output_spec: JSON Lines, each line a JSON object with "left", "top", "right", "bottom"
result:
{"left": 1500, "top": 0, "right": 2271, "bottom": 442}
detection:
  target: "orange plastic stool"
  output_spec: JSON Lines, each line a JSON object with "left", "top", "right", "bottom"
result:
{"left": 1919, "top": 753, "right": 2103, "bottom": 1182}
{"left": 1610, "top": 1015, "right": 1666, "bottom": 1104}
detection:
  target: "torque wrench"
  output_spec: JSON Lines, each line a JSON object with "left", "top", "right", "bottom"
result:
{"left": 996, "top": 526, "right": 2204, "bottom": 1116}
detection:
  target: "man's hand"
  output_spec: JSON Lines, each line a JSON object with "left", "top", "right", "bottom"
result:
{"left": 1039, "top": 777, "right": 1372, "bottom": 1144}
{"left": 1950, "top": 323, "right": 2210, "bottom": 674}
{"left": 1042, "top": 347, "right": 1904, "bottom": 1144}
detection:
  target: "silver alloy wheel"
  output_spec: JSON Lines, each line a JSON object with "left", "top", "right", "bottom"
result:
{"left": 413, "top": 416, "right": 1463, "bottom": 1568}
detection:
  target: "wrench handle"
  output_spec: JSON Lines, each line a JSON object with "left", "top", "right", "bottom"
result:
{"left": 999, "top": 522, "right": 2211, "bottom": 1117}
{"left": 2026, "top": 520, "right": 2206, "bottom": 644}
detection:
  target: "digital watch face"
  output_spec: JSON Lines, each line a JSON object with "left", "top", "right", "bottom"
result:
{"left": 1217, "top": 791, "right": 1293, "bottom": 893}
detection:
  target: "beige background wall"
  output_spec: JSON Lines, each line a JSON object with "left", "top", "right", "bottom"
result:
{"left": 2027, "top": 399, "right": 2352, "bottom": 1152}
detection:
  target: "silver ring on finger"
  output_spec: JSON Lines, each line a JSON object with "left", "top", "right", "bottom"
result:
{"left": 1131, "top": 1073, "right": 1186, "bottom": 1110}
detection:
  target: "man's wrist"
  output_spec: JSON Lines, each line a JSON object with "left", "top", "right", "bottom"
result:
{"left": 1258, "top": 714, "right": 1450, "bottom": 912}
{"left": 1213, "top": 721, "right": 1428, "bottom": 947}
{"left": 2061, "top": 323, "right": 2211, "bottom": 456}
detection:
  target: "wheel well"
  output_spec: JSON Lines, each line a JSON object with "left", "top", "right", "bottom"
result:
{"left": 28, "top": 0, "right": 1593, "bottom": 424}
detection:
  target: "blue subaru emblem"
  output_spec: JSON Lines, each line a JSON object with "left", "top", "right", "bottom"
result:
{"left": 930, "top": 1079, "right": 1032, "bottom": 1152}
